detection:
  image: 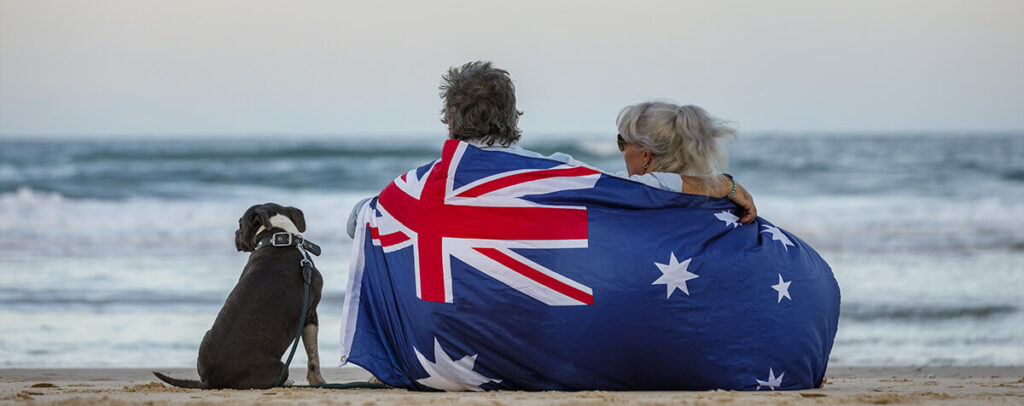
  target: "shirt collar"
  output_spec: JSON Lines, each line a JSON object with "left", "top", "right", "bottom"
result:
{"left": 463, "top": 138, "right": 522, "bottom": 152}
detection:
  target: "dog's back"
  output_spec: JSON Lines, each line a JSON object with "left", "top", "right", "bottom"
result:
{"left": 197, "top": 247, "right": 323, "bottom": 389}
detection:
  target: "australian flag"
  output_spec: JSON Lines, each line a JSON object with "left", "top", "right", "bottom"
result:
{"left": 340, "top": 139, "right": 840, "bottom": 391}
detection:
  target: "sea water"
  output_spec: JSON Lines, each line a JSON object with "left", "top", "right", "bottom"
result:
{"left": 1, "top": 134, "right": 1022, "bottom": 367}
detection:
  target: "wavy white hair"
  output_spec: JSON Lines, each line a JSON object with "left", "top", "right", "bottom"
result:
{"left": 617, "top": 101, "right": 736, "bottom": 190}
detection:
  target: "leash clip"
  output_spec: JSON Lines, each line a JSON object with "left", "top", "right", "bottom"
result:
{"left": 300, "top": 260, "right": 313, "bottom": 284}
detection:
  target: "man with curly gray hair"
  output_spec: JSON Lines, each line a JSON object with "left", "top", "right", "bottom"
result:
{"left": 430, "top": 60, "right": 586, "bottom": 169}
{"left": 440, "top": 61, "right": 522, "bottom": 147}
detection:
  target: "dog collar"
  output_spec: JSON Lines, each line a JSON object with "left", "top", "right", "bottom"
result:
{"left": 254, "top": 232, "right": 322, "bottom": 256}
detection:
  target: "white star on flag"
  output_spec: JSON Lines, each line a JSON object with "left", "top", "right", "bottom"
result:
{"left": 652, "top": 252, "right": 698, "bottom": 298}
{"left": 772, "top": 273, "right": 792, "bottom": 303}
{"left": 762, "top": 225, "right": 795, "bottom": 251}
{"left": 714, "top": 211, "right": 741, "bottom": 228}
{"left": 414, "top": 338, "right": 499, "bottom": 391}
{"left": 756, "top": 368, "right": 784, "bottom": 390}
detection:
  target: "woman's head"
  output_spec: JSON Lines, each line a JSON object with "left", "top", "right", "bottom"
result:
{"left": 616, "top": 101, "right": 735, "bottom": 177}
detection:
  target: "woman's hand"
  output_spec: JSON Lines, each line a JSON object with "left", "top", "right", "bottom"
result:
{"left": 680, "top": 174, "right": 758, "bottom": 224}
{"left": 728, "top": 182, "right": 757, "bottom": 224}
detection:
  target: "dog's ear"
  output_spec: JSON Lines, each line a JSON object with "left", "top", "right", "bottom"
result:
{"left": 235, "top": 206, "right": 269, "bottom": 252}
{"left": 283, "top": 206, "right": 306, "bottom": 233}
{"left": 256, "top": 208, "right": 272, "bottom": 229}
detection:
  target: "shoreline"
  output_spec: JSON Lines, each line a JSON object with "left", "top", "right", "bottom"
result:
{"left": 2, "top": 366, "right": 1022, "bottom": 405}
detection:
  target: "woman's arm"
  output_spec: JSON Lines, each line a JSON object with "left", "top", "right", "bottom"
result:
{"left": 681, "top": 175, "right": 757, "bottom": 224}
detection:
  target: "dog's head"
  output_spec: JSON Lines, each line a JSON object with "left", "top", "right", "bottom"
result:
{"left": 234, "top": 203, "right": 306, "bottom": 252}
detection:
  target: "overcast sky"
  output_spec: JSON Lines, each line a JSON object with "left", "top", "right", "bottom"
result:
{"left": 1, "top": 0, "right": 1022, "bottom": 138}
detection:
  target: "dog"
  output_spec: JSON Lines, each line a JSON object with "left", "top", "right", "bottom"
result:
{"left": 153, "top": 203, "right": 327, "bottom": 389}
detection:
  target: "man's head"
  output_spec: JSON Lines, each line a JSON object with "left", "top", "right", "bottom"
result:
{"left": 440, "top": 61, "right": 522, "bottom": 147}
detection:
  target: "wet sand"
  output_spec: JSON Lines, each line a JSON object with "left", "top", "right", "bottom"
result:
{"left": 1, "top": 366, "right": 1022, "bottom": 405}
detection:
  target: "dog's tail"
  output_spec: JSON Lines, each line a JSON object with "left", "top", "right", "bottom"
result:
{"left": 152, "top": 371, "right": 208, "bottom": 389}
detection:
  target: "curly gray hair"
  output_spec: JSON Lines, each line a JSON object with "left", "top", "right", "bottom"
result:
{"left": 440, "top": 61, "right": 523, "bottom": 147}
{"left": 617, "top": 101, "right": 736, "bottom": 186}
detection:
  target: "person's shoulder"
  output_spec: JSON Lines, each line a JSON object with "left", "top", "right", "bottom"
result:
{"left": 623, "top": 172, "right": 683, "bottom": 192}
{"left": 472, "top": 141, "right": 590, "bottom": 168}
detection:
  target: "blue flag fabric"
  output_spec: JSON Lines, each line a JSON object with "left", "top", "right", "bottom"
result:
{"left": 340, "top": 140, "right": 840, "bottom": 391}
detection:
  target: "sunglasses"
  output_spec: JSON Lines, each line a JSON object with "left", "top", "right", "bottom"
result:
{"left": 616, "top": 134, "right": 627, "bottom": 151}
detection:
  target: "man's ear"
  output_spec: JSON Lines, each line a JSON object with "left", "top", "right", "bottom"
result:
{"left": 284, "top": 207, "right": 306, "bottom": 233}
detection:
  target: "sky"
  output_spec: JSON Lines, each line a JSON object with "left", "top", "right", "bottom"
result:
{"left": 1, "top": 0, "right": 1022, "bottom": 138}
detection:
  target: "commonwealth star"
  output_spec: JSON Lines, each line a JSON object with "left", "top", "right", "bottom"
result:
{"left": 414, "top": 338, "right": 499, "bottom": 391}
{"left": 756, "top": 368, "right": 784, "bottom": 390}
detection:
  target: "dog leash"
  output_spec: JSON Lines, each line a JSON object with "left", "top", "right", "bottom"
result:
{"left": 264, "top": 232, "right": 388, "bottom": 390}
{"left": 272, "top": 234, "right": 314, "bottom": 388}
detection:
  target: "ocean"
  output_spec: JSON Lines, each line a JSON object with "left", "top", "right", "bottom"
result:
{"left": 1, "top": 134, "right": 1022, "bottom": 368}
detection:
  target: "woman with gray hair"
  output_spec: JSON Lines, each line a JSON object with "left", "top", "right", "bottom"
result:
{"left": 617, "top": 101, "right": 756, "bottom": 223}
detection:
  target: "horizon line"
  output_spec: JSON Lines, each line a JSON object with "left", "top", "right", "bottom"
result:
{"left": 2, "top": 130, "right": 1023, "bottom": 141}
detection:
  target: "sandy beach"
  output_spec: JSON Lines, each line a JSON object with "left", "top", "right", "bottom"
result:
{"left": 1, "top": 366, "right": 1021, "bottom": 405}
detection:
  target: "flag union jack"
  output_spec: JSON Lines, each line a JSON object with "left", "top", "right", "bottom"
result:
{"left": 368, "top": 140, "right": 602, "bottom": 306}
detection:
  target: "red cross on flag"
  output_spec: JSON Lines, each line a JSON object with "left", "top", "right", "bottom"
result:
{"left": 367, "top": 141, "right": 602, "bottom": 306}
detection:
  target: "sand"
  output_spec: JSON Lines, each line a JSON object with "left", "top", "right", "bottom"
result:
{"left": 1, "top": 366, "right": 1022, "bottom": 405}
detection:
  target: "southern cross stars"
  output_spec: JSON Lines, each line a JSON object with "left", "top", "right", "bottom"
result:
{"left": 756, "top": 368, "right": 784, "bottom": 390}
{"left": 414, "top": 338, "right": 499, "bottom": 391}
{"left": 771, "top": 273, "right": 792, "bottom": 303}
{"left": 652, "top": 252, "right": 699, "bottom": 298}
{"left": 714, "top": 211, "right": 741, "bottom": 228}
{"left": 762, "top": 225, "right": 795, "bottom": 251}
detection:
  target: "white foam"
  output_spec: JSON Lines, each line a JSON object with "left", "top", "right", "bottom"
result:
{"left": 573, "top": 139, "right": 620, "bottom": 157}
{"left": 0, "top": 187, "right": 375, "bottom": 257}
{"left": 756, "top": 194, "right": 1024, "bottom": 252}
{"left": 4, "top": 188, "right": 1023, "bottom": 257}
